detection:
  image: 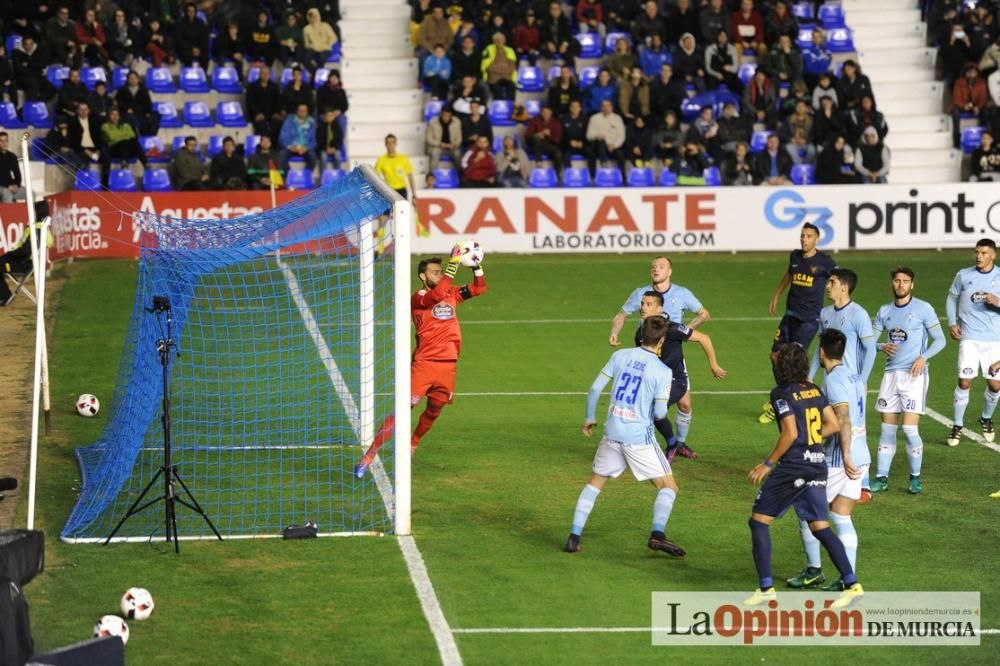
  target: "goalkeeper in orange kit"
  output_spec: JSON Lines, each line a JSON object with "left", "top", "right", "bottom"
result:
{"left": 354, "top": 243, "right": 487, "bottom": 478}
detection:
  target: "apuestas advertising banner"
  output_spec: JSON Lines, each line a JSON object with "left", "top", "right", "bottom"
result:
{"left": 0, "top": 203, "right": 32, "bottom": 254}
{"left": 412, "top": 183, "right": 1000, "bottom": 254}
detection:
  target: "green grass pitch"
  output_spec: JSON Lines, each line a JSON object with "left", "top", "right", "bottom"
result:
{"left": 16, "top": 250, "right": 1000, "bottom": 664}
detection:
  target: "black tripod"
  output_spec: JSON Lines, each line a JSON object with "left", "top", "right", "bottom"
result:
{"left": 105, "top": 296, "right": 222, "bottom": 553}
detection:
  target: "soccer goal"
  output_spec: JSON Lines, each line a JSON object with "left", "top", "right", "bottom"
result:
{"left": 61, "top": 166, "right": 412, "bottom": 542}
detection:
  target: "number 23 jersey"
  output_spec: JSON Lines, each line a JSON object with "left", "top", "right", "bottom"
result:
{"left": 770, "top": 381, "right": 829, "bottom": 468}
{"left": 600, "top": 347, "right": 674, "bottom": 445}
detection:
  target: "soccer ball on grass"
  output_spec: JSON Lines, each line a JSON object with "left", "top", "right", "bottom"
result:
{"left": 458, "top": 239, "right": 484, "bottom": 268}
{"left": 94, "top": 614, "right": 129, "bottom": 645}
{"left": 76, "top": 394, "right": 100, "bottom": 417}
{"left": 120, "top": 587, "right": 155, "bottom": 621}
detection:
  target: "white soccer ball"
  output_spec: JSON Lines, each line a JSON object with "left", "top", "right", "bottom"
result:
{"left": 76, "top": 394, "right": 100, "bottom": 417}
{"left": 120, "top": 587, "right": 155, "bottom": 621}
{"left": 94, "top": 614, "right": 129, "bottom": 645}
{"left": 458, "top": 239, "right": 484, "bottom": 268}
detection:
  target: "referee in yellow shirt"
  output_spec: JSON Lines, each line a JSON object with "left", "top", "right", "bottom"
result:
{"left": 374, "top": 134, "right": 418, "bottom": 202}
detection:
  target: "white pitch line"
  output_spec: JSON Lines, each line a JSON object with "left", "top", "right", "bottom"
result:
{"left": 453, "top": 390, "right": 771, "bottom": 397}
{"left": 452, "top": 626, "right": 1000, "bottom": 635}
{"left": 925, "top": 407, "right": 1000, "bottom": 454}
{"left": 461, "top": 317, "right": 779, "bottom": 325}
{"left": 399, "top": 536, "right": 463, "bottom": 665}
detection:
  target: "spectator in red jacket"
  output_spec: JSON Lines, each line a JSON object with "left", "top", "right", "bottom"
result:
{"left": 952, "top": 63, "right": 990, "bottom": 148}
{"left": 75, "top": 8, "right": 110, "bottom": 68}
{"left": 461, "top": 135, "right": 497, "bottom": 187}
{"left": 513, "top": 9, "right": 542, "bottom": 64}
{"left": 526, "top": 103, "right": 564, "bottom": 172}
{"left": 729, "top": 0, "right": 765, "bottom": 51}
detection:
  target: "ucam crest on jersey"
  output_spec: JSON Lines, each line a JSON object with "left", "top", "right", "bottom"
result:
{"left": 432, "top": 302, "right": 455, "bottom": 320}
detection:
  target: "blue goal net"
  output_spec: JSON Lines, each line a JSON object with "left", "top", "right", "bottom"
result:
{"left": 61, "top": 169, "right": 403, "bottom": 541}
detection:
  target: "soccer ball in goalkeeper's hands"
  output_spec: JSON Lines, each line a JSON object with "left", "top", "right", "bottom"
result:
{"left": 94, "top": 614, "right": 129, "bottom": 645}
{"left": 458, "top": 239, "right": 484, "bottom": 268}
{"left": 76, "top": 394, "right": 100, "bottom": 417}
{"left": 121, "top": 587, "right": 155, "bottom": 621}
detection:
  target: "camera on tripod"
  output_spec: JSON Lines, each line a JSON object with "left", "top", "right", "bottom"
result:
{"left": 152, "top": 296, "right": 171, "bottom": 313}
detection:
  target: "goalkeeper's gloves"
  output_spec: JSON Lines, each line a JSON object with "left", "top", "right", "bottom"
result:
{"left": 444, "top": 243, "right": 463, "bottom": 278}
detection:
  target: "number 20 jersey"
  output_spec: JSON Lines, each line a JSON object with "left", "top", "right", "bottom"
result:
{"left": 600, "top": 348, "right": 673, "bottom": 445}
{"left": 770, "top": 381, "right": 830, "bottom": 468}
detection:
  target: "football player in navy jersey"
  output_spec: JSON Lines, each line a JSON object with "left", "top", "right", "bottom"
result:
{"left": 760, "top": 223, "right": 837, "bottom": 423}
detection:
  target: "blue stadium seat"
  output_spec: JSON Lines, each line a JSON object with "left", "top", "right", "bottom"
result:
{"left": 184, "top": 101, "right": 213, "bottom": 127}
{"left": 46, "top": 65, "right": 69, "bottom": 90}
{"left": 321, "top": 168, "right": 346, "bottom": 185}
{"left": 140, "top": 136, "right": 168, "bottom": 163}
{"left": 146, "top": 66, "right": 176, "bottom": 93}
{"left": 280, "top": 67, "right": 311, "bottom": 87}
{"left": 817, "top": 3, "right": 846, "bottom": 29}
{"left": 30, "top": 138, "right": 55, "bottom": 163}
{"left": 795, "top": 26, "right": 813, "bottom": 50}
{"left": 156, "top": 102, "right": 185, "bottom": 129}
{"left": 627, "top": 167, "right": 655, "bottom": 187}
{"left": 750, "top": 130, "right": 772, "bottom": 152}
{"left": 109, "top": 169, "right": 137, "bottom": 191}
{"left": 328, "top": 42, "right": 342, "bottom": 63}
{"left": 489, "top": 100, "right": 515, "bottom": 127}
{"left": 659, "top": 170, "right": 678, "bottom": 186}
{"left": 212, "top": 65, "right": 242, "bottom": 93}
{"left": 579, "top": 66, "right": 600, "bottom": 89}
{"left": 605, "top": 31, "right": 631, "bottom": 54}
{"left": 562, "top": 167, "right": 591, "bottom": 187}
{"left": 492, "top": 134, "right": 520, "bottom": 152}
{"left": 286, "top": 168, "right": 314, "bottom": 190}
{"left": 703, "top": 166, "right": 722, "bottom": 186}
{"left": 111, "top": 67, "right": 130, "bottom": 90}
{"left": 424, "top": 99, "right": 444, "bottom": 123}
{"left": 247, "top": 66, "right": 262, "bottom": 84}
{"left": 207, "top": 135, "right": 225, "bottom": 158}
{"left": 23, "top": 101, "right": 52, "bottom": 128}
{"left": 217, "top": 101, "right": 246, "bottom": 127}
{"left": 314, "top": 67, "right": 331, "bottom": 89}
{"left": 245, "top": 134, "right": 262, "bottom": 156}
{"left": 575, "top": 32, "right": 602, "bottom": 58}
{"left": 523, "top": 99, "right": 542, "bottom": 118}
{"left": 433, "top": 167, "right": 460, "bottom": 188}
{"left": 5, "top": 34, "right": 21, "bottom": 53}
{"left": 0, "top": 102, "right": 24, "bottom": 128}
{"left": 791, "top": 164, "right": 816, "bottom": 185}
{"left": 518, "top": 65, "right": 545, "bottom": 92}
{"left": 547, "top": 65, "right": 562, "bottom": 84}
{"left": 528, "top": 167, "right": 558, "bottom": 188}
{"left": 143, "top": 168, "right": 173, "bottom": 191}
{"left": 595, "top": 167, "right": 623, "bottom": 187}
{"left": 962, "top": 126, "right": 986, "bottom": 154}
{"left": 74, "top": 170, "right": 100, "bottom": 190}
{"left": 827, "top": 28, "right": 855, "bottom": 53}
{"left": 791, "top": 2, "right": 815, "bottom": 23}
{"left": 739, "top": 63, "right": 757, "bottom": 87}
{"left": 81, "top": 66, "right": 107, "bottom": 91}
{"left": 681, "top": 92, "right": 715, "bottom": 123}
{"left": 180, "top": 66, "right": 210, "bottom": 93}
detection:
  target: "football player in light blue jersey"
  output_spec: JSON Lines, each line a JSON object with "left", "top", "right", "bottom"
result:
{"left": 871, "top": 267, "right": 946, "bottom": 495}
{"left": 609, "top": 256, "right": 711, "bottom": 459}
{"left": 565, "top": 316, "right": 686, "bottom": 557}
{"left": 809, "top": 268, "right": 877, "bottom": 500}
{"left": 788, "top": 330, "right": 867, "bottom": 591}
{"left": 945, "top": 238, "right": 1000, "bottom": 446}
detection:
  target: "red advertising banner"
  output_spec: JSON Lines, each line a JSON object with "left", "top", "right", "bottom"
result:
{"left": 0, "top": 203, "right": 31, "bottom": 254}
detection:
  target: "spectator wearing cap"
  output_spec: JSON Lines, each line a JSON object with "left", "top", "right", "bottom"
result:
{"left": 699, "top": 0, "right": 729, "bottom": 44}
{"left": 816, "top": 135, "right": 856, "bottom": 185}
{"left": 632, "top": 1, "right": 666, "bottom": 48}
{"left": 481, "top": 31, "right": 518, "bottom": 100}
{"left": 248, "top": 11, "right": 278, "bottom": 66}
{"left": 950, "top": 63, "right": 989, "bottom": 148}
{"left": 584, "top": 68, "right": 618, "bottom": 115}
{"left": 427, "top": 105, "right": 462, "bottom": 169}
{"left": 303, "top": 7, "right": 338, "bottom": 73}
{"left": 546, "top": 65, "right": 582, "bottom": 116}
{"left": 279, "top": 102, "right": 318, "bottom": 175}
{"left": 282, "top": 65, "right": 315, "bottom": 114}
{"left": 495, "top": 135, "right": 531, "bottom": 188}
{"left": 176, "top": 2, "right": 210, "bottom": 69}
{"left": 704, "top": 30, "right": 741, "bottom": 92}
{"left": 210, "top": 136, "right": 248, "bottom": 190}
{"left": 423, "top": 43, "right": 453, "bottom": 99}
{"left": 742, "top": 68, "right": 777, "bottom": 129}
{"left": 847, "top": 94, "right": 888, "bottom": 147}
{"left": 970, "top": 130, "right": 1000, "bottom": 181}
{"left": 540, "top": 1, "right": 580, "bottom": 69}
{"left": 513, "top": 9, "right": 542, "bottom": 64}
{"left": 316, "top": 108, "right": 345, "bottom": 169}
{"left": 729, "top": 0, "right": 765, "bottom": 52}
{"left": 586, "top": 98, "right": 626, "bottom": 176}
{"left": 672, "top": 32, "right": 705, "bottom": 92}
{"left": 802, "top": 28, "right": 832, "bottom": 89}
{"left": 460, "top": 100, "right": 493, "bottom": 150}
{"left": 836, "top": 60, "right": 873, "bottom": 111}
{"left": 315, "top": 70, "right": 349, "bottom": 119}
{"left": 619, "top": 67, "right": 650, "bottom": 121}
{"left": 276, "top": 11, "right": 306, "bottom": 66}
{"left": 460, "top": 135, "right": 497, "bottom": 187}
{"left": 45, "top": 6, "right": 81, "bottom": 67}
{"left": 764, "top": 1, "right": 798, "bottom": 46}
{"left": 854, "top": 126, "right": 890, "bottom": 184}
{"left": 526, "top": 103, "right": 564, "bottom": 172}
{"left": 577, "top": 0, "right": 607, "bottom": 41}
{"left": 751, "top": 133, "right": 792, "bottom": 185}
{"left": 247, "top": 65, "right": 286, "bottom": 143}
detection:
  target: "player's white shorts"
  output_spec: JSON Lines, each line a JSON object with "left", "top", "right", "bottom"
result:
{"left": 826, "top": 464, "right": 867, "bottom": 502}
{"left": 876, "top": 370, "right": 929, "bottom": 414}
{"left": 957, "top": 340, "right": 1000, "bottom": 379}
{"left": 592, "top": 437, "right": 672, "bottom": 481}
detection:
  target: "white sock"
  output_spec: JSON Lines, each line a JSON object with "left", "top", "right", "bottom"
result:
{"left": 801, "top": 519, "right": 821, "bottom": 569}
{"left": 983, "top": 389, "right": 1000, "bottom": 419}
{"left": 876, "top": 423, "right": 898, "bottom": 478}
{"left": 675, "top": 409, "right": 692, "bottom": 442}
{"left": 651, "top": 487, "right": 676, "bottom": 534}
{"left": 902, "top": 425, "right": 922, "bottom": 477}
{"left": 831, "top": 512, "right": 857, "bottom": 572}
{"left": 954, "top": 387, "right": 970, "bottom": 426}
{"left": 571, "top": 484, "right": 601, "bottom": 536}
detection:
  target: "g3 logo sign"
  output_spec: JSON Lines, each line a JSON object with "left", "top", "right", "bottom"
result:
{"left": 764, "top": 190, "right": 834, "bottom": 246}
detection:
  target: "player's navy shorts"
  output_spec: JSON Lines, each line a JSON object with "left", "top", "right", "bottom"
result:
{"left": 751, "top": 463, "right": 829, "bottom": 522}
{"left": 668, "top": 368, "right": 689, "bottom": 406}
{"left": 771, "top": 315, "right": 820, "bottom": 353}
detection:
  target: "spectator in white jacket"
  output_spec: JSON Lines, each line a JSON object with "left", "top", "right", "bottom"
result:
{"left": 426, "top": 105, "right": 463, "bottom": 169}
{"left": 585, "top": 98, "right": 626, "bottom": 176}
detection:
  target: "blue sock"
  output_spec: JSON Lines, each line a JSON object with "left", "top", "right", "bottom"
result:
{"left": 749, "top": 518, "right": 773, "bottom": 590}
{"left": 830, "top": 512, "right": 857, "bottom": 572}
{"left": 676, "top": 409, "right": 692, "bottom": 442}
{"left": 801, "top": 520, "right": 821, "bottom": 569}
{"left": 571, "top": 484, "right": 601, "bottom": 536}
{"left": 651, "top": 487, "right": 676, "bottom": 534}
{"left": 983, "top": 389, "right": 1000, "bottom": 419}
{"left": 654, "top": 417, "right": 676, "bottom": 448}
{"left": 877, "top": 423, "right": 898, "bottom": 478}
{"left": 954, "top": 387, "right": 970, "bottom": 426}
{"left": 902, "top": 425, "right": 922, "bottom": 477}
{"left": 812, "top": 526, "right": 857, "bottom": 586}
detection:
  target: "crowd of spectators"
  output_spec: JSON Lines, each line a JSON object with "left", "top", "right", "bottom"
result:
{"left": 415, "top": 0, "right": 893, "bottom": 188}
{"left": 0, "top": 1, "right": 343, "bottom": 191}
